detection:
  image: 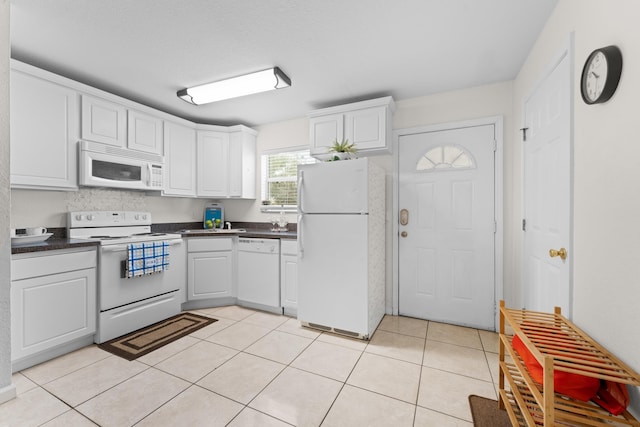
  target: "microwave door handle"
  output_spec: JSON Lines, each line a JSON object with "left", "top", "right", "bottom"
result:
{"left": 147, "top": 163, "right": 152, "bottom": 187}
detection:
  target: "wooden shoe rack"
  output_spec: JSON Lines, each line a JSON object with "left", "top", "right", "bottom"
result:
{"left": 499, "top": 301, "right": 640, "bottom": 426}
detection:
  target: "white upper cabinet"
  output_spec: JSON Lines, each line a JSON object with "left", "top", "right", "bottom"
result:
{"left": 195, "top": 126, "right": 256, "bottom": 199}
{"left": 164, "top": 121, "right": 197, "bottom": 197}
{"left": 309, "top": 113, "right": 344, "bottom": 155}
{"left": 82, "top": 95, "right": 164, "bottom": 154}
{"left": 197, "top": 130, "right": 230, "bottom": 198}
{"left": 9, "top": 61, "right": 260, "bottom": 196}
{"left": 81, "top": 95, "right": 127, "bottom": 147}
{"left": 128, "top": 109, "right": 163, "bottom": 155}
{"left": 308, "top": 96, "right": 395, "bottom": 158}
{"left": 228, "top": 128, "right": 257, "bottom": 199}
{"left": 10, "top": 68, "right": 79, "bottom": 190}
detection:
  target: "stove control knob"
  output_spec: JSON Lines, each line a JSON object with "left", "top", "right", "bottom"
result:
{"left": 75, "top": 214, "right": 83, "bottom": 221}
{"left": 142, "top": 214, "right": 148, "bottom": 220}
{"left": 134, "top": 214, "right": 140, "bottom": 220}
{"left": 87, "top": 214, "right": 94, "bottom": 221}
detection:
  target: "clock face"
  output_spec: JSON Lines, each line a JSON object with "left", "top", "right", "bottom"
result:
{"left": 580, "top": 45, "right": 622, "bottom": 105}
{"left": 584, "top": 52, "right": 608, "bottom": 102}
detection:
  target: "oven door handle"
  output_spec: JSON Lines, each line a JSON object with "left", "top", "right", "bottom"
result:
{"left": 101, "top": 239, "right": 183, "bottom": 252}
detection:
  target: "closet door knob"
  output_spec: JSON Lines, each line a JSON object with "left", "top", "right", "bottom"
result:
{"left": 549, "top": 247, "right": 567, "bottom": 261}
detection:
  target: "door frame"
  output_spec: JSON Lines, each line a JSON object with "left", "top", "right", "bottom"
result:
{"left": 521, "top": 34, "right": 574, "bottom": 316}
{"left": 392, "top": 116, "right": 504, "bottom": 330}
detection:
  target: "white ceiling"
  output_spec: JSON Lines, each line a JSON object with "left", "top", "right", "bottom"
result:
{"left": 10, "top": 0, "right": 558, "bottom": 127}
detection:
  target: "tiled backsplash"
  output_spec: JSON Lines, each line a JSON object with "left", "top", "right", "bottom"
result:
{"left": 66, "top": 188, "right": 147, "bottom": 212}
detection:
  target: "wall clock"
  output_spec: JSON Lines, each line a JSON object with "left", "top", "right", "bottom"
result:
{"left": 581, "top": 45, "right": 623, "bottom": 104}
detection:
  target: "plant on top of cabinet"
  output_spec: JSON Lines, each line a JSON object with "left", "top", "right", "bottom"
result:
{"left": 327, "top": 138, "right": 357, "bottom": 161}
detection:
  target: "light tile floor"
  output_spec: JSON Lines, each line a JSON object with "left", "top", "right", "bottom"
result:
{"left": 1, "top": 305, "right": 501, "bottom": 426}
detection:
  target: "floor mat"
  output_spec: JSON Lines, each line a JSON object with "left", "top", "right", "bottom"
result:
{"left": 468, "top": 395, "right": 511, "bottom": 427}
{"left": 98, "top": 312, "right": 217, "bottom": 361}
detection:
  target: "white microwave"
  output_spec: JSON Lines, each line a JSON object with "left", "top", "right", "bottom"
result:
{"left": 79, "top": 140, "right": 164, "bottom": 191}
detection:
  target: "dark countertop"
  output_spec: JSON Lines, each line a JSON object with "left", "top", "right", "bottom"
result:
{"left": 181, "top": 229, "right": 297, "bottom": 239}
{"left": 11, "top": 238, "right": 100, "bottom": 255}
{"left": 11, "top": 222, "right": 297, "bottom": 254}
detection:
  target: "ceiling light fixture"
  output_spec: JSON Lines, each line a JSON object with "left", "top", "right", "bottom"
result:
{"left": 177, "top": 67, "right": 291, "bottom": 105}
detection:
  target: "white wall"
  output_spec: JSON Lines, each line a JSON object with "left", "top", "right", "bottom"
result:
{"left": 0, "top": 0, "right": 16, "bottom": 404}
{"left": 512, "top": 0, "right": 640, "bottom": 414}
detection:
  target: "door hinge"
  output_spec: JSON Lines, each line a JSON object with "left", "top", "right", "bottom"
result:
{"left": 522, "top": 218, "right": 526, "bottom": 231}
{"left": 520, "top": 127, "right": 529, "bottom": 142}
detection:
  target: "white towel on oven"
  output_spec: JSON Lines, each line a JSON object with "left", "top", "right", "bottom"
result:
{"left": 126, "top": 241, "right": 170, "bottom": 278}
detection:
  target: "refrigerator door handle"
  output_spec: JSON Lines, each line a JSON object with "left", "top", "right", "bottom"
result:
{"left": 297, "top": 213, "right": 304, "bottom": 259}
{"left": 297, "top": 171, "right": 305, "bottom": 214}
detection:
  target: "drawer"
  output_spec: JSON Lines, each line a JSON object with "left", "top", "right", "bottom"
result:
{"left": 188, "top": 237, "right": 233, "bottom": 252}
{"left": 280, "top": 239, "right": 298, "bottom": 255}
{"left": 12, "top": 248, "right": 97, "bottom": 281}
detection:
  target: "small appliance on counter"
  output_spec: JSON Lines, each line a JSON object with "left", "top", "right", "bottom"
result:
{"left": 203, "top": 203, "right": 224, "bottom": 229}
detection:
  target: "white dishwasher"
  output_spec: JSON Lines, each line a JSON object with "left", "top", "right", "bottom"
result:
{"left": 237, "top": 238, "right": 281, "bottom": 312}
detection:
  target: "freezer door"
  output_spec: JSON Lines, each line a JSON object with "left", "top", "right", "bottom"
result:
{"left": 298, "top": 158, "right": 368, "bottom": 214}
{"left": 297, "top": 214, "right": 368, "bottom": 335}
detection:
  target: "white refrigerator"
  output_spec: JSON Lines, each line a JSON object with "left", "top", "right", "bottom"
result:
{"left": 297, "top": 157, "right": 385, "bottom": 339}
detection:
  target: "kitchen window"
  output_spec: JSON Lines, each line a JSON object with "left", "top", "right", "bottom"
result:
{"left": 261, "top": 147, "right": 316, "bottom": 212}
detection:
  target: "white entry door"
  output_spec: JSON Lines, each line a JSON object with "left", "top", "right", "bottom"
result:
{"left": 523, "top": 48, "right": 572, "bottom": 316}
{"left": 398, "top": 124, "right": 496, "bottom": 330}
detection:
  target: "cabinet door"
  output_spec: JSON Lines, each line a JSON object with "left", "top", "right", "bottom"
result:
{"left": 163, "top": 122, "right": 197, "bottom": 197}
{"left": 344, "top": 106, "right": 387, "bottom": 152}
{"left": 187, "top": 251, "right": 233, "bottom": 299}
{"left": 197, "top": 131, "right": 230, "bottom": 197}
{"left": 81, "top": 95, "right": 127, "bottom": 147}
{"left": 128, "top": 109, "right": 163, "bottom": 154}
{"left": 281, "top": 253, "right": 298, "bottom": 312}
{"left": 10, "top": 71, "right": 79, "bottom": 190}
{"left": 228, "top": 130, "right": 256, "bottom": 199}
{"left": 309, "top": 113, "right": 343, "bottom": 155}
{"left": 11, "top": 268, "right": 97, "bottom": 361}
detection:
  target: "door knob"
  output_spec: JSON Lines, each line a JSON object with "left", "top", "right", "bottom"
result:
{"left": 549, "top": 247, "right": 567, "bottom": 261}
{"left": 401, "top": 231, "right": 408, "bottom": 237}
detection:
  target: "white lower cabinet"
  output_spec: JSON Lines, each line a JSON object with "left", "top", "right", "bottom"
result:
{"left": 187, "top": 238, "right": 234, "bottom": 301}
{"left": 11, "top": 248, "right": 97, "bottom": 371}
{"left": 280, "top": 239, "right": 298, "bottom": 316}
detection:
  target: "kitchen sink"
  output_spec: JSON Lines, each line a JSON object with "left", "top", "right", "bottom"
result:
{"left": 180, "top": 229, "right": 246, "bottom": 234}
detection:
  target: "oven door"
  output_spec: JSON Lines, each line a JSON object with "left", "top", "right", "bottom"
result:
{"left": 98, "top": 239, "right": 185, "bottom": 311}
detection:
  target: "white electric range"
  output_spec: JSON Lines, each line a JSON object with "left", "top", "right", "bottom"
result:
{"left": 68, "top": 211, "right": 185, "bottom": 343}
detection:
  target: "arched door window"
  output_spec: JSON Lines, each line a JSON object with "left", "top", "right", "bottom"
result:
{"left": 416, "top": 145, "right": 475, "bottom": 171}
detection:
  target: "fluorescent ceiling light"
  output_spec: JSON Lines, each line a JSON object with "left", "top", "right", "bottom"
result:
{"left": 178, "top": 67, "right": 291, "bottom": 105}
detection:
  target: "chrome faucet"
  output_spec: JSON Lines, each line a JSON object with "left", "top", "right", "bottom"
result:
{"left": 225, "top": 222, "right": 232, "bottom": 230}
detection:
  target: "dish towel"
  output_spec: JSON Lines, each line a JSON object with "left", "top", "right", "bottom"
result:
{"left": 126, "top": 241, "right": 170, "bottom": 278}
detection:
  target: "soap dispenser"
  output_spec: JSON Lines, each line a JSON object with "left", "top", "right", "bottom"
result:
{"left": 277, "top": 206, "right": 288, "bottom": 231}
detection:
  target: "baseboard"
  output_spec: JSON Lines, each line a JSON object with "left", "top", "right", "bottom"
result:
{"left": 12, "top": 335, "right": 94, "bottom": 373}
{"left": 0, "top": 383, "right": 16, "bottom": 405}
{"left": 181, "top": 297, "right": 237, "bottom": 311}
{"left": 236, "top": 300, "right": 282, "bottom": 315}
